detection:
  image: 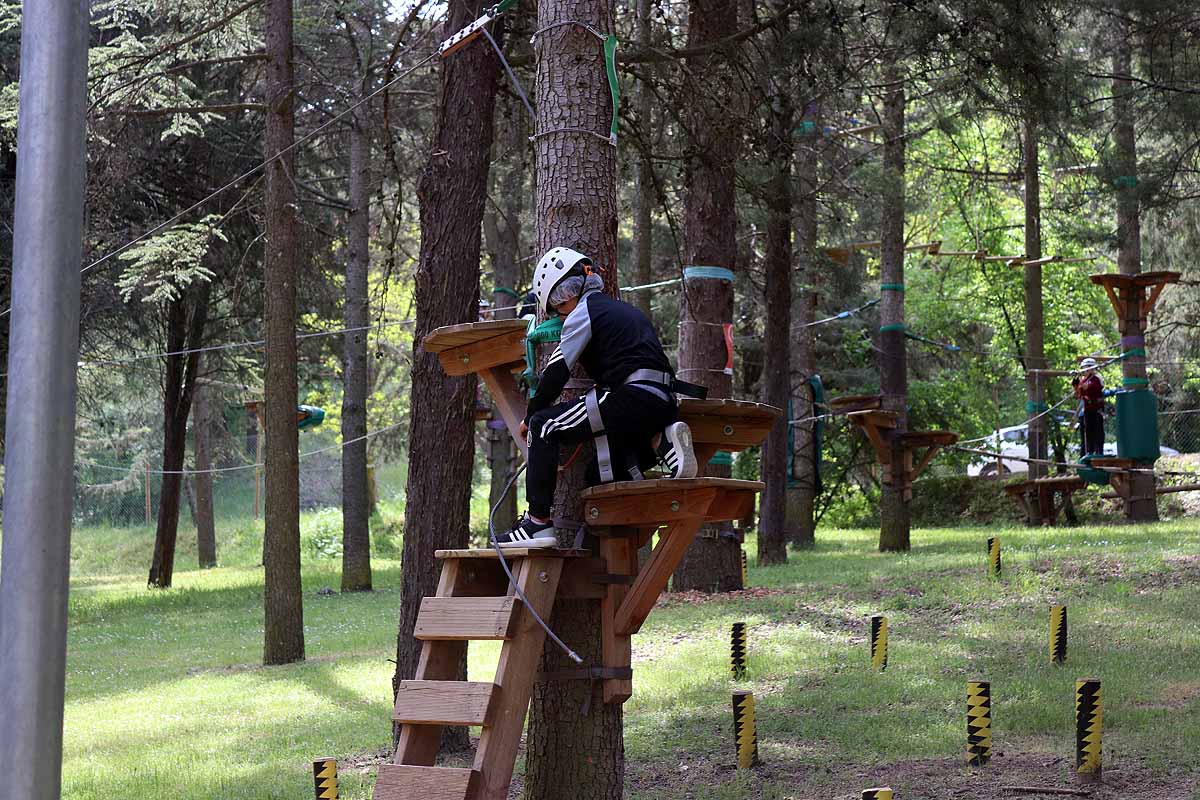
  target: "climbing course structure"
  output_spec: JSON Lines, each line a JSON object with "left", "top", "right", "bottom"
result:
{"left": 369, "top": 319, "right": 779, "bottom": 800}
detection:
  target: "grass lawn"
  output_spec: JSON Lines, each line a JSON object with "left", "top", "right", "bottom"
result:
{"left": 60, "top": 517, "right": 1200, "bottom": 799}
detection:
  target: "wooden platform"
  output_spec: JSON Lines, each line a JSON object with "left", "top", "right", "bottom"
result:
{"left": 829, "top": 393, "right": 883, "bottom": 413}
{"left": 1004, "top": 476, "right": 1087, "bottom": 526}
{"left": 1089, "top": 271, "right": 1180, "bottom": 330}
{"left": 678, "top": 399, "right": 780, "bottom": 463}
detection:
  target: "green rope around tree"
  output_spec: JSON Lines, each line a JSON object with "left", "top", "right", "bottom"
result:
{"left": 1025, "top": 400, "right": 1050, "bottom": 414}
{"left": 880, "top": 283, "right": 905, "bottom": 292}
{"left": 708, "top": 451, "right": 733, "bottom": 466}
{"left": 1122, "top": 376, "right": 1150, "bottom": 387}
{"left": 879, "top": 323, "right": 906, "bottom": 333}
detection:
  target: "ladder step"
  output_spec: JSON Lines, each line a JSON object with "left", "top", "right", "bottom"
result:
{"left": 394, "top": 680, "right": 495, "bottom": 726}
{"left": 415, "top": 596, "right": 520, "bottom": 640}
{"left": 373, "top": 764, "right": 474, "bottom": 800}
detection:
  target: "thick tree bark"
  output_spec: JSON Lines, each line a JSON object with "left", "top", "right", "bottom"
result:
{"left": 877, "top": 63, "right": 910, "bottom": 553}
{"left": 1112, "top": 26, "right": 1158, "bottom": 521}
{"left": 194, "top": 362, "right": 217, "bottom": 568}
{"left": 483, "top": 94, "right": 527, "bottom": 533}
{"left": 524, "top": 0, "right": 622, "bottom": 797}
{"left": 673, "top": 0, "right": 743, "bottom": 593}
{"left": 757, "top": 2, "right": 792, "bottom": 566}
{"left": 1023, "top": 112, "right": 1048, "bottom": 487}
{"left": 391, "top": 0, "right": 500, "bottom": 753}
{"left": 631, "top": 0, "right": 654, "bottom": 321}
{"left": 263, "top": 0, "right": 305, "bottom": 665}
{"left": 341, "top": 110, "right": 373, "bottom": 593}
{"left": 148, "top": 285, "right": 210, "bottom": 588}
{"left": 786, "top": 96, "right": 819, "bottom": 548}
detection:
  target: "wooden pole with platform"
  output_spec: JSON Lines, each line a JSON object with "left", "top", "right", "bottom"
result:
{"left": 369, "top": 321, "right": 780, "bottom": 800}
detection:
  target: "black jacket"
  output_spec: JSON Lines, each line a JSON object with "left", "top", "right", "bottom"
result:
{"left": 525, "top": 288, "right": 673, "bottom": 421}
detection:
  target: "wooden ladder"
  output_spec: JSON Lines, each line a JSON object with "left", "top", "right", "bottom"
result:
{"left": 373, "top": 549, "right": 571, "bottom": 800}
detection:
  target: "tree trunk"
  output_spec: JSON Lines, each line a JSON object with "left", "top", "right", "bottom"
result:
{"left": 524, "top": 0, "right": 622, "bottom": 797}
{"left": 757, "top": 2, "right": 792, "bottom": 566}
{"left": 483, "top": 93, "right": 527, "bottom": 533}
{"left": 631, "top": 0, "right": 654, "bottom": 321}
{"left": 673, "top": 0, "right": 743, "bottom": 593}
{"left": 877, "top": 62, "right": 910, "bottom": 553}
{"left": 391, "top": 0, "right": 500, "bottom": 753}
{"left": 1112, "top": 25, "right": 1158, "bottom": 521}
{"left": 148, "top": 285, "right": 210, "bottom": 588}
{"left": 787, "top": 95, "right": 819, "bottom": 548}
{"left": 341, "top": 110, "right": 373, "bottom": 593}
{"left": 194, "top": 361, "right": 217, "bottom": 568}
{"left": 1023, "top": 112, "right": 1048, "bottom": 489}
{"left": 263, "top": 0, "right": 305, "bottom": 665}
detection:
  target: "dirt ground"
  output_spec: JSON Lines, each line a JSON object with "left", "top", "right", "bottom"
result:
{"left": 626, "top": 747, "right": 1198, "bottom": 799}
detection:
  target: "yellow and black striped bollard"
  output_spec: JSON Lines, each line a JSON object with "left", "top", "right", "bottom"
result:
{"left": 862, "top": 789, "right": 893, "bottom": 800}
{"left": 732, "top": 690, "right": 759, "bottom": 768}
{"left": 1075, "top": 678, "right": 1102, "bottom": 783}
{"left": 741, "top": 548, "right": 748, "bottom": 586}
{"left": 1050, "top": 606, "right": 1068, "bottom": 665}
{"left": 966, "top": 680, "right": 992, "bottom": 767}
{"left": 313, "top": 757, "right": 338, "bottom": 800}
{"left": 987, "top": 536, "right": 1001, "bottom": 578}
{"left": 730, "top": 621, "right": 748, "bottom": 679}
{"left": 870, "top": 615, "right": 888, "bottom": 671}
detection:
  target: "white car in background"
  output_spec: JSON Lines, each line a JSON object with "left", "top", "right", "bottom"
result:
{"left": 966, "top": 422, "right": 1179, "bottom": 477}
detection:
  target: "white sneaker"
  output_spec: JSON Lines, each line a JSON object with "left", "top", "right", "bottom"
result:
{"left": 492, "top": 515, "right": 558, "bottom": 549}
{"left": 656, "top": 421, "right": 697, "bottom": 479}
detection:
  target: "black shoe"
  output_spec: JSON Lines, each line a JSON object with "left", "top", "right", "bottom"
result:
{"left": 656, "top": 421, "right": 698, "bottom": 479}
{"left": 492, "top": 514, "right": 557, "bottom": 549}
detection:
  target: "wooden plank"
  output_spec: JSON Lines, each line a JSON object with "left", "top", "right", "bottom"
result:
{"left": 394, "top": 681, "right": 495, "bottom": 726}
{"left": 900, "top": 430, "right": 959, "bottom": 447}
{"left": 584, "top": 487, "right": 718, "bottom": 527}
{"left": 422, "top": 319, "right": 528, "bottom": 353}
{"left": 435, "top": 548, "right": 586, "bottom": 559}
{"left": 480, "top": 365, "right": 529, "bottom": 460}
{"left": 580, "top": 477, "right": 762, "bottom": 498}
{"left": 828, "top": 394, "right": 883, "bottom": 412}
{"left": 373, "top": 765, "right": 474, "bottom": 800}
{"left": 685, "top": 415, "right": 775, "bottom": 450}
{"left": 435, "top": 329, "right": 526, "bottom": 377}
{"left": 614, "top": 517, "right": 705, "bottom": 636}
{"left": 846, "top": 409, "right": 898, "bottom": 428}
{"left": 472, "top": 556, "right": 563, "bottom": 800}
{"left": 414, "top": 597, "right": 520, "bottom": 641}
{"left": 394, "top": 560, "right": 471, "bottom": 767}
{"left": 703, "top": 486, "right": 758, "bottom": 523}
{"left": 1088, "top": 457, "right": 1136, "bottom": 468}
{"left": 600, "top": 532, "right": 637, "bottom": 704}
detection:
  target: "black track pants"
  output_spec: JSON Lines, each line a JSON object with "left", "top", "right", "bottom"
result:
{"left": 525, "top": 386, "right": 677, "bottom": 519}
{"left": 1081, "top": 409, "right": 1105, "bottom": 456}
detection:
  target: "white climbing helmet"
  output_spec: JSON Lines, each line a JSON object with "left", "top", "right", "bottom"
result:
{"left": 533, "top": 247, "right": 591, "bottom": 316}
{"left": 1080, "top": 357, "right": 1098, "bottom": 371}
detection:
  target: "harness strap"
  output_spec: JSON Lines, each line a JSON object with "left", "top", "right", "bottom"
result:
{"left": 585, "top": 388, "right": 615, "bottom": 483}
{"left": 623, "top": 368, "right": 709, "bottom": 400}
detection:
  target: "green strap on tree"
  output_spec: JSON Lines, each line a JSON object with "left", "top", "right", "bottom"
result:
{"left": 708, "top": 451, "right": 733, "bottom": 466}
{"left": 493, "top": 0, "right": 518, "bottom": 13}
{"left": 1121, "top": 347, "right": 1146, "bottom": 358}
{"left": 1113, "top": 175, "right": 1138, "bottom": 188}
{"left": 1122, "top": 376, "right": 1150, "bottom": 387}
{"left": 493, "top": 286, "right": 522, "bottom": 300}
{"left": 880, "top": 283, "right": 905, "bottom": 292}
{"left": 1025, "top": 400, "right": 1049, "bottom": 414}
{"left": 522, "top": 317, "right": 564, "bottom": 398}
{"left": 604, "top": 35, "right": 620, "bottom": 144}
{"left": 683, "top": 265, "right": 735, "bottom": 282}
{"left": 879, "top": 323, "right": 906, "bottom": 333}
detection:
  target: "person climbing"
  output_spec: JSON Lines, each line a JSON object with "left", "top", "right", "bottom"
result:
{"left": 1073, "top": 357, "right": 1106, "bottom": 456}
{"left": 494, "top": 246, "right": 702, "bottom": 549}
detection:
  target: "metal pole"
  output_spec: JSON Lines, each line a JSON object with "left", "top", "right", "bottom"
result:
{"left": 0, "top": 1, "right": 89, "bottom": 799}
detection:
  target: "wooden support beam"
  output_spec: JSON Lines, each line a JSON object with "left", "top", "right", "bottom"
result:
{"left": 434, "top": 329, "right": 526, "bottom": 377}
{"left": 614, "top": 516, "right": 706, "bottom": 636}
{"left": 599, "top": 532, "right": 638, "bottom": 704}
{"left": 480, "top": 365, "right": 529, "bottom": 460}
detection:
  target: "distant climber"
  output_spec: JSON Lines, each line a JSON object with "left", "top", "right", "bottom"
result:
{"left": 494, "top": 247, "right": 703, "bottom": 549}
{"left": 1073, "top": 357, "right": 1105, "bottom": 456}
